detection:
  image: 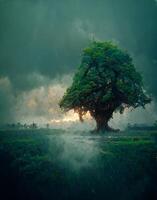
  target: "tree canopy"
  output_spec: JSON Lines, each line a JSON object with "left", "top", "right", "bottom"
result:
{"left": 59, "top": 41, "right": 151, "bottom": 131}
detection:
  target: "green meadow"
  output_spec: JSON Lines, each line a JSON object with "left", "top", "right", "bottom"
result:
{"left": 0, "top": 129, "right": 157, "bottom": 200}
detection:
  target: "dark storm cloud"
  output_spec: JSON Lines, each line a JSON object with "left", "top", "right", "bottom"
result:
{"left": 0, "top": 0, "right": 89, "bottom": 91}
{"left": 0, "top": 0, "right": 157, "bottom": 124}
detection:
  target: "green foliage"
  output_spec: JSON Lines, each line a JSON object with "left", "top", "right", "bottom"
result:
{"left": 59, "top": 41, "right": 151, "bottom": 119}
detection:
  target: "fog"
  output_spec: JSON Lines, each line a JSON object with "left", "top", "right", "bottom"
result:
{"left": 48, "top": 132, "right": 100, "bottom": 171}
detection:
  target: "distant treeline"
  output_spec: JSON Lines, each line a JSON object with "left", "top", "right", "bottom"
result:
{"left": 0, "top": 122, "right": 50, "bottom": 130}
{"left": 127, "top": 122, "right": 157, "bottom": 131}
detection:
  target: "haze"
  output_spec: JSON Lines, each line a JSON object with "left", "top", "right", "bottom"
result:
{"left": 0, "top": 0, "right": 157, "bottom": 128}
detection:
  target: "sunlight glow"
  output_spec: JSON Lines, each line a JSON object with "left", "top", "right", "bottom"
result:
{"left": 50, "top": 111, "right": 92, "bottom": 124}
{"left": 50, "top": 111, "right": 79, "bottom": 123}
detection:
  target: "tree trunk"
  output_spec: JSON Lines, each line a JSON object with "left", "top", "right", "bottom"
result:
{"left": 92, "top": 110, "right": 119, "bottom": 132}
{"left": 95, "top": 114, "right": 111, "bottom": 132}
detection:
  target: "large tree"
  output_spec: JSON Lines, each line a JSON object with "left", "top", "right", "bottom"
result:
{"left": 59, "top": 41, "right": 151, "bottom": 132}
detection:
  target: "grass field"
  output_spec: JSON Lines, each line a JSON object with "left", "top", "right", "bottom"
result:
{"left": 0, "top": 129, "right": 157, "bottom": 200}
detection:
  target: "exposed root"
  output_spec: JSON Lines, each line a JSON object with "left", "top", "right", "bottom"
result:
{"left": 91, "top": 126, "right": 120, "bottom": 134}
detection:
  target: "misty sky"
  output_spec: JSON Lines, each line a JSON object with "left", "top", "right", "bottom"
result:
{"left": 0, "top": 0, "right": 157, "bottom": 127}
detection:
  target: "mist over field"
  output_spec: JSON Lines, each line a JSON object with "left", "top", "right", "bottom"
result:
{"left": 0, "top": 0, "right": 157, "bottom": 128}
{"left": 0, "top": 129, "right": 157, "bottom": 200}
{"left": 1, "top": 2, "right": 157, "bottom": 200}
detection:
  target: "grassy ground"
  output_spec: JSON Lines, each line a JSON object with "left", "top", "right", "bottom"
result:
{"left": 0, "top": 129, "right": 157, "bottom": 200}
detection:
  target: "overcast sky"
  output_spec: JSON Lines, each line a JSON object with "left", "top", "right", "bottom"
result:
{"left": 0, "top": 0, "right": 157, "bottom": 127}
